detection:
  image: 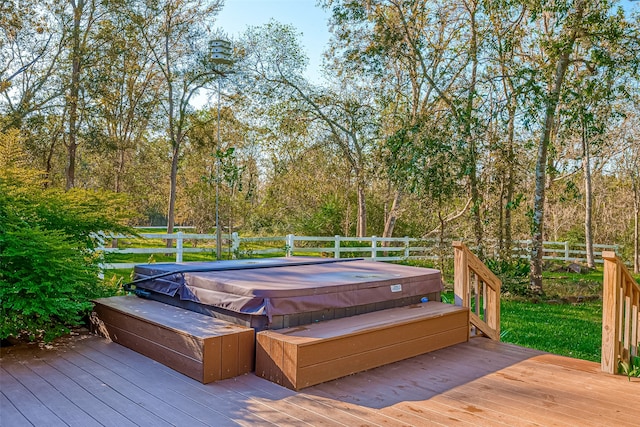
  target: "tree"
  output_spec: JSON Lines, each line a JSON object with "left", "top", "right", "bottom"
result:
{"left": 239, "top": 21, "right": 379, "bottom": 236}
{"left": 557, "top": 62, "right": 622, "bottom": 268}
{"left": 84, "top": 4, "right": 161, "bottom": 194}
{"left": 526, "top": 0, "right": 633, "bottom": 292}
{"left": 0, "top": 0, "right": 65, "bottom": 132}
{"left": 483, "top": 0, "right": 528, "bottom": 259}
{"left": 323, "top": 0, "right": 487, "bottom": 250}
{"left": 131, "top": 0, "right": 225, "bottom": 237}
{"left": 384, "top": 116, "right": 467, "bottom": 269}
{"left": 530, "top": 0, "right": 585, "bottom": 293}
{"left": 184, "top": 106, "right": 257, "bottom": 235}
{"left": 63, "top": 0, "right": 109, "bottom": 189}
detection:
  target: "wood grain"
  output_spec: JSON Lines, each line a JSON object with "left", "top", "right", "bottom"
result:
{"left": 2, "top": 335, "right": 638, "bottom": 426}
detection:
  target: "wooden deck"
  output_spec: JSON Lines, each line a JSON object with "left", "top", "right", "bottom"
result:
{"left": 1, "top": 333, "right": 637, "bottom": 426}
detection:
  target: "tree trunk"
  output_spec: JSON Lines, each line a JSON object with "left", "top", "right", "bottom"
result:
{"left": 44, "top": 122, "right": 63, "bottom": 188}
{"left": 382, "top": 190, "right": 401, "bottom": 239}
{"left": 634, "top": 178, "right": 639, "bottom": 274}
{"left": 582, "top": 121, "right": 594, "bottom": 268}
{"left": 356, "top": 176, "right": 367, "bottom": 237}
{"left": 167, "top": 144, "right": 179, "bottom": 236}
{"left": 465, "top": 1, "right": 483, "bottom": 259}
{"left": 634, "top": 199, "right": 639, "bottom": 274}
{"left": 504, "top": 104, "right": 516, "bottom": 260}
{"left": 66, "top": 0, "right": 84, "bottom": 190}
{"left": 530, "top": 52, "right": 572, "bottom": 294}
{"left": 438, "top": 210, "right": 446, "bottom": 275}
{"left": 530, "top": 1, "right": 584, "bottom": 293}
{"left": 115, "top": 148, "right": 125, "bottom": 193}
{"left": 164, "top": 28, "right": 176, "bottom": 247}
{"left": 498, "top": 177, "right": 505, "bottom": 254}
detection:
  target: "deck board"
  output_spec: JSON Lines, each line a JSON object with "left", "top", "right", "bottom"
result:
{"left": 57, "top": 349, "right": 201, "bottom": 427}
{"left": 0, "top": 365, "right": 67, "bottom": 426}
{"left": 81, "top": 339, "right": 278, "bottom": 426}
{"left": 76, "top": 344, "right": 244, "bottom": 427}
{"left": 0, "top": 370, "right": 46, "bottom": 427}
{"left": 3, "top": 360, "right": 103, "bottom": 427}
{"left": 45, "top": 353, "right": 172, "bottom": 427}
{"left": 1, "top": 334, "right": 638, "bottom": 427}
{"left": 22, "top": 356, "right": 137, "bottom": 427}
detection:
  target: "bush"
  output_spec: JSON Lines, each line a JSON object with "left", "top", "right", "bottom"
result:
{"left": 484, "top": 257, "right": 532, "bottom": 297}
{"left": 0, "top": 130, "right": 132, "bottom": 341}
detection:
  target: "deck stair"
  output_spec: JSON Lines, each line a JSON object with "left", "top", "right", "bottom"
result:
{"left": 255, "top": 301, "right": 469, "bottom": 390}
{"left": 92, "top": 296, "right": 254, "bottom": 383}
{"left": 92, "top": 296, "right": 469, "bottom": 389}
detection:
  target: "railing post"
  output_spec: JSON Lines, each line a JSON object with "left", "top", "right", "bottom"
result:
{"left": 564, "top": 241, "right": 570, "bottom": 262}
{"left": 453, "top": 241, "right": 469, "bottom": 308}
{"left": 176, "top": 231, "right": 183, "bottom": 263}
{"left": 371, "top": 236, "right": 377, "bottom": 261}
{"left": 334, "top": 235, "right": 340, "bottom": 259}
{"left": 602, "top": 251, "right": 621, "bottom": 374}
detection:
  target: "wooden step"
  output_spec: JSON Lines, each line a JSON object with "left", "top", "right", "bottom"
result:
{"left": 92, "top": 296, "right": 254, "bottom": 383}
{"left": 255, "top": 301, "right": 469, "bottom": 390}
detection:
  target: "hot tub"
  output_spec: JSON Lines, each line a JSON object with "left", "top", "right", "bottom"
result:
{"left": 129, "top": 257, "right": 442, "bottom": 330}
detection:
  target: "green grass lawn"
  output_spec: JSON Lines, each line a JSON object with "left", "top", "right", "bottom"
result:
{"left": 440, "top": 290, "right": 604, "bottom": 362}
{"left": 441, "top": 265, "right": 638, "bottom": 363}
{"left": 500, "top": 299, "right": 602, "bottom": 361}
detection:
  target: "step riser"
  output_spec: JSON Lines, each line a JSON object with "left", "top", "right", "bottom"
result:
{"left": 255, "top": 303, "right": 469, "bottom": 390}
{"left": 92, "top": 296, "right": 254, "bottom": 383}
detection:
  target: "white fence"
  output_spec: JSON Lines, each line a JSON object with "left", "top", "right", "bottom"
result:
{"left": 97, "top": 232, "right": 619, "bottom": 270}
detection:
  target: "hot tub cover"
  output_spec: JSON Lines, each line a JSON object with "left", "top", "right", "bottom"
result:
{"left": 132, "top": 257, "right": 442, "bottom": 320}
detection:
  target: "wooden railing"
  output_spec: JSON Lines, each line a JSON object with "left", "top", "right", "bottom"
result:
{"left": 601, "top": 251, "right": 640, "bottom": 374}
{"left": 453, "top": 241, "right": 501, "bottom": 340}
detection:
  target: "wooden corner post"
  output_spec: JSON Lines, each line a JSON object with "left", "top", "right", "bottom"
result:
{"left": 601, "top": 252, "right": 621, "bottom": 374}
{"left": 601, "top": 251, "right": 640, "bottom": 375}
{"left": 453, "top": 241, "right": 469, "bottom": 308}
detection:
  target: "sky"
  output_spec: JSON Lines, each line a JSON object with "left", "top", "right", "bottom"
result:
{"left": 214, "top": 0, "right": 640, "bottom": 84}
{"left": 215, "top": 0, "right": 331, "bottom": 82}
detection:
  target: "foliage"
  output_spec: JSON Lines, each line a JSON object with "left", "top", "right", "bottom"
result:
{"left": 618, "top": 351, "right": 640, "bottom": 381}
{"left": 1, "top": 0, "right": 640, "bottom": 277}
{"left": 485, "top": 257, "right": 532, "bottom": 297}
{"left": 485, "top": 257, "right": 531, "bottom": 278}
{"left": 0, "top": 130, "right": 133, "bottom": 341}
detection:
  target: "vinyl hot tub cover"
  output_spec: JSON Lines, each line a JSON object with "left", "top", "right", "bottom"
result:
{"left": 132, "top": 257, "right": 442, "bottom": 321}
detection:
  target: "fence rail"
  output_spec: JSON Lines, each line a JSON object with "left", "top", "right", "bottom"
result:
{"left": 97, "top": 232, "right": 619, "bottom": 271}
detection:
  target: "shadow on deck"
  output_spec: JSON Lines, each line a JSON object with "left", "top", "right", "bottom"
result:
{"left": 1, "top": 333, "right": 636, "bottom": 426}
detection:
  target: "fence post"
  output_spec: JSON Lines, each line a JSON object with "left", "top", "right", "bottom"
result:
{"left": 564, "top": 241, "right": 570, "bottom": 261}
{"left": 334, "top": 235, "right": 340, "bottom": 259}
{"left": 371, "top": 236, "right": 377, "bottom": 260}
{"left": 404, "top": 236, "right": 410, "bottom": 259}
{"left": 231, "top": 232, "right": 239, "bottom": 258}
{"left": 176, "top": 231, "right": 183, "bottom": 262}
{"left": 96, "top": 233, "right": 105, "bottom": 279}
{"left": 286, "top": 234, "right": 294, "bottom": 257}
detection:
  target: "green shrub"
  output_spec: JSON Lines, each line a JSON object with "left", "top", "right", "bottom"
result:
{"left": 485, "top": 257, "right": 532, "bottom": 297}
{"left": 0, "top": 130, "right": 132, "bottom": 341}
